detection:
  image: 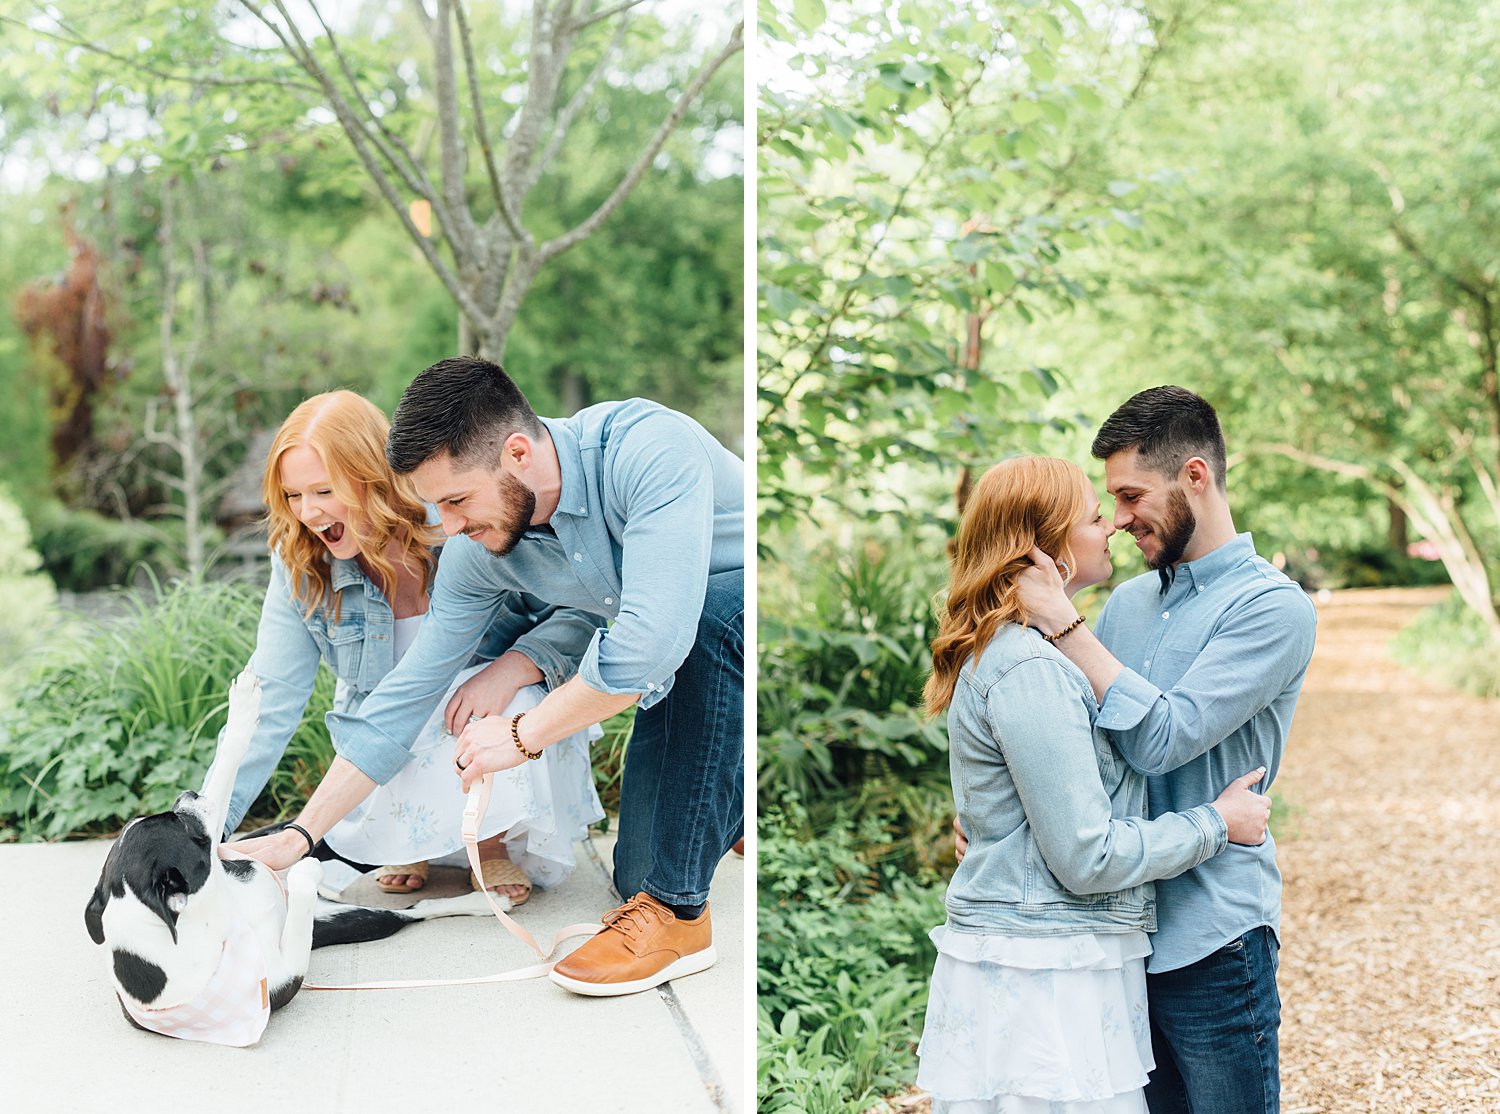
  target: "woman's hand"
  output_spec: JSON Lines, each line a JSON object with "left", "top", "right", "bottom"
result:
{"left": 1016, "top": 547, "right": 1079, "bottom": 636}
{"left": 225, "top": 828, "right": 308, "bottom": 871}
{"left": 1211, "top": 767, "right": 1272, "bottom": 845}
{"left": 453, "top": 716, "right": 530, "bottom": 792}
{"left": 443, "top": 651, "right": 543, "bottom": 736}
{"left": 952, "top": 815, "right": 968, "bottom": 863}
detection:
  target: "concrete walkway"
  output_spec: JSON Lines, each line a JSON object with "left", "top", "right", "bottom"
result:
{"left": 4, "top": 832, "right": 745, "bottom": 1113}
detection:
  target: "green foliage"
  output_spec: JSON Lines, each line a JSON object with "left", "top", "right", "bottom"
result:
{"left": 758, "top": 534, "right": 949, "bottom": 804}
{"left": 1390, "top": 591, "right": 1500, "bottom": 699}
{"left": 758, "top": 801, "right": 946, "bottom": 1114}
{"left": 758, "top": 0, "right": 1138, "bottom": 533}
{"left": 0, "top": 575, "right": 333, "bottom": 840}
{"left": 27, "top": 499, "right": 190, "bottom": 592}
{"left": 0, "top": 485, "right": 64, "bottom": 706}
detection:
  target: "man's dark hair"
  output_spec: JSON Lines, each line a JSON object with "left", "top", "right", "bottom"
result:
{"left": 1090, "top": 385, "right": 1227, "bottom": 489}
{"left": 387, "top": 357, "right": 545, "bottom": 474}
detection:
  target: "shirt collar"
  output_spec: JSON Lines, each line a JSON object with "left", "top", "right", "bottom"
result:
{"left": 329, "top": 555, "right": 369, "bottom": 593}
{"left": 1176, "top": 532, "right": 1256, "bottom": 593}
{"left": 539, "top": 415, "right": 590, "bottom": 520}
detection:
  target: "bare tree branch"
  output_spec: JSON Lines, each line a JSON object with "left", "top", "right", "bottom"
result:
{"left": 297, "top": 0, "right": 447, "bottom": 219}
{"left": 0, "top": 14, "right": 320, "bottom": 93}
{"left": 255, "top": 0, "right": 470, "bottom": 263}
{"left": 502, "top": 0, "right": 579, "bottom": 198}
{"left": 527, "top": 7, "right": 631, "bottom": 194}
{"left": 452, "top": 0, "right": 527, "bottom": 242}
{"left": 571, "top": 0, "right": 652, "bottom": 33}
{"left": 407, "top": 0, "right": 435, "bottom": 38}
{"left": 240, "top": 1, "right": 489, "bottom": 323}
{"left": 538, "top": 21, "right": 742, "bottom": 264}
{"left": 430, "top": 0, "right": 482, "bottom": 252}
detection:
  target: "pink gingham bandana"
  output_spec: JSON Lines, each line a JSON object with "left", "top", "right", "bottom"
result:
{"left": 119, "top": 923, "right": 271, "bottom": 1047}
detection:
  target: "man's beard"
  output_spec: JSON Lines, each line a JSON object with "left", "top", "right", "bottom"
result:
{"left": 1151, "top": 486, "right": 1196, "bottom": 593}
{"left": 475, "top": 472, "right": 537, "bottom": 557}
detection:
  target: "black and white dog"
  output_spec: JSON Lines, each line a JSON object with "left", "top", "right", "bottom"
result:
{"left": 84, "top": 669, "right": 494, "bottom": 1045}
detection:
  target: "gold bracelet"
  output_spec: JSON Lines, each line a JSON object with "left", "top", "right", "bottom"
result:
{"left": 511, "top": 711, "right": 542, "bottom": 761}
{"left": 1042, "top": 614, "right": 1086, "bottom": 643}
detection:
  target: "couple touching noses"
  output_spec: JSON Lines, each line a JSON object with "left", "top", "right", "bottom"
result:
{"left": 931, "top": 386, "right": 1316, "bottom": 1114}
{"left": 222, "top": 356, "right": 745, "bottom": 997}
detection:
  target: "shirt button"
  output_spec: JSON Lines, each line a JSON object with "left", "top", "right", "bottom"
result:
{"left": 604, "top": 597, "right": 614, "bottom": 605}
{"left": 1197, "top": 585, "right": 1204, "bottom": 592}
{"left": 1162, "top": 611, "right": 1170, "bottom": 619}
{"left": 573, "top": 552, "right": 583, "bottom": 562}
{"left": 1144, "top": 659, "right": 1151, "bottom": 668}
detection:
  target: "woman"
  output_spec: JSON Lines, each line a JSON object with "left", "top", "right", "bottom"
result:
{"left": 215, "top": 391, "right": 604, "bottom": 902}
{"left": 915, "top": 457, "right": 1269, "bottom": 1113}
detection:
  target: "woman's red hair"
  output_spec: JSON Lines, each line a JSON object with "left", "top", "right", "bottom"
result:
{"left": 924, "top": 457, "right": 1088, "bottom": 716}
{"left": 263, "top": 391, "right": 440, "bottom": 618}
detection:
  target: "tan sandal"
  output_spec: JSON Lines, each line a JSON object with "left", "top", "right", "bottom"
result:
{"left": 472, "top": 858, "right": 531, "bottom": 907}
{"left": 375, "top": 861, "right": 429, "bottom": 893}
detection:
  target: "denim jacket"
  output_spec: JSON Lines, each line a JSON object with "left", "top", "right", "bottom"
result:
{"left": 220, "top": 550, "right": 600, "bottom": 834}
{"left": 944, "top": 623, "right": 1228, "bottom": 937}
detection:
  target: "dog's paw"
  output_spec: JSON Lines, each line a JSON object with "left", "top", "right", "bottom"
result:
{"left": 288, "top": 856, "right": 324, "bottom": 896}
{"left": 226, "top": 668, "right": 262, "bottom": 732}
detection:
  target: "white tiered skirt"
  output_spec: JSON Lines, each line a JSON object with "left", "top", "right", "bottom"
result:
{"left": 916, "top": 924, "right": 1154, "bottom": 1113}
{"left": 323, "top": 668, "right": 605, "bottom": 890}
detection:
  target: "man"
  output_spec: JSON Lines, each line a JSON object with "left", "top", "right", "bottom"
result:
{"left": 244, "top": 358, "right": 744, "bottom": 997}
{"left": 960, "top": 386, "right": 1315, "bottom": 1112}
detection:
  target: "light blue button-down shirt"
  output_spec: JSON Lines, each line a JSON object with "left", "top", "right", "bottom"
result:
{"left": 1094, "top": 532, "right": 1317, "bottom": 973}
{"left": 327, "top": 399, "right": 744, "bottom": 783}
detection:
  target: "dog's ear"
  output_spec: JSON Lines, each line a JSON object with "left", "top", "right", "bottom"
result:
{"left": 140, "top": 866, "right": 185, "bottom": 945}
{"left": 84, "top": 881, "right": 108, "bottom": 945}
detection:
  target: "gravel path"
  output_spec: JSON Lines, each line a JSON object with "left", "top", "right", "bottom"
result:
{"left": 1277, "top": 587, "right": 1500, "bottom": 1112}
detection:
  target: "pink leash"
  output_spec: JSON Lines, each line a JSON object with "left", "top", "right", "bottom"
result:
{"left": 304, "top": 775, "right": 602, "bottom": 990}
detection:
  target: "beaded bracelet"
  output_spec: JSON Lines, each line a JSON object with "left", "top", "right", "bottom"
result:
{"left": 511, "top": 711, "right": 543, "bottom": 761}
{"left": 1041, "top": 614, "right": 1086, "bottom": 643}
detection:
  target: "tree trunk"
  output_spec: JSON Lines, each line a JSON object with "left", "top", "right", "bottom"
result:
{"left": 558, "top": 367, "right": 590, "bottom": 417}
{"left": 1387, "top": 496, "right": 1408, "bottom": 555}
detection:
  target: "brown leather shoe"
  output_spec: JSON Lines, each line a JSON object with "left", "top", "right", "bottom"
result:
{"left": 549, "top": 893, "right": 715, "bottom": 997}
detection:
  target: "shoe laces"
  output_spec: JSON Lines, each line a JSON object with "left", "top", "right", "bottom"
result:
{"left": 601, "top": 894, "right": 668, "bottom": 939}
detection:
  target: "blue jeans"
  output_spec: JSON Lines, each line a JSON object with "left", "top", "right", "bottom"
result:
{"left": 1145, "top": 926, "right": 1281, "bottom": 1114}
{"left": 612, "top": 568, "right": 744, "bottom": 909}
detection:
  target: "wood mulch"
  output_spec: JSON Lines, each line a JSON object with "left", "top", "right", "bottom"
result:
{"left": 1277, "top": 587, "right": 1500, "bottom": 1112}
{"left": 873, "top": 587, "right": 1500, "bottom": 1113}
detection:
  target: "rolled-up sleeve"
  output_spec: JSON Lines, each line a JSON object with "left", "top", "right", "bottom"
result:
{"left": 575, "top": 413, "right": 715, "bottom": 709}
{"left": 487, "top": 592, "right": 604, "bottom": 691}
{"left": 1098, "top": 586, "right": 1317, "bottom": 776}
{"left": 326, "top": 542, "right": 499, "bottom": 783}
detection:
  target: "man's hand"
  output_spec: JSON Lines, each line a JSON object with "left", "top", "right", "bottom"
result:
{"left": 953, "top": 815, "right": 968, "bottom": 863}
{"left": 1016, "top": 547, "right": 1081, "bottom": 637}
{"left": 454, "top": 716, "right": 531, "bottom": 792}
{"left": 226, "top": 828, "right": 307, "bottom": 871}
{"left": 444, "top": 651, "right": 542, "bottom": 736}
{"left": 1211, "top": 767, "right": 1273, "bottom": 845}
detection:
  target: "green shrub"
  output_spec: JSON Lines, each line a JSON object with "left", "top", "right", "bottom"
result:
{"left": 0, "top": 574, "right": 334, "bottom": 840}
{"left": 1389, "top": 590, "right": 1500, "bottom": 698}
{"left": 758, "top": 538, "right": 950, "bottom": 800}
{"left": 0, "top": 486, "right": 66, "bottom": 707}
{"left": 27, "top": 499, "right": 194, "bottom": 592}
{"left": 758, "top": 801, "right": 946, "bottom": 1114}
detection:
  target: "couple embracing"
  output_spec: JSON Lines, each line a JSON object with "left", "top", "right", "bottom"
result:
{"left": 919, "top": 387, "right": 1316, "bottom": 1113}
{"left": 220, "top": 356, "right": 744, "bottom": 997}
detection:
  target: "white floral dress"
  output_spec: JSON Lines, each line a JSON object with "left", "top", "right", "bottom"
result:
{"left": 916, "top": 924, "right": 1155, "bottom": 1113}
{"left": 322, "top": 616, "right": 605, "bottom": 889}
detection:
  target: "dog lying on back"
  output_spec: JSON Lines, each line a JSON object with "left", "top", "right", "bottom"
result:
{"left": 84, "top": 669, "right": 496, "bottom": 1046}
